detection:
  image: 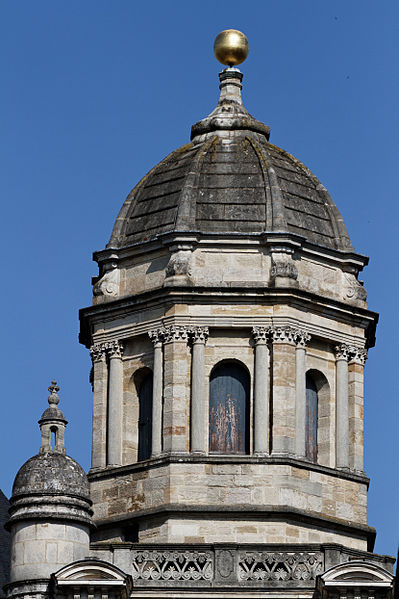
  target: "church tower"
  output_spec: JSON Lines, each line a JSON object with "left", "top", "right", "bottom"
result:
{"left": 6, "top": 29, "right": 394, "bottom": 599}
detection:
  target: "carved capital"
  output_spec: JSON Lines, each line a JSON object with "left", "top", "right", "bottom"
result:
{"left": 106, "top": 340, "right": 124, "bottom": 359}
{"left": 90, "top": 343, "right": 107, "bottom": 363}
{"left": 271, "top": 326, "right": 297, "bottom": 344}
{"left": 251, "top": 326, "right": 271, "bottom": 344}
{"left": 349, "top": 347, "right": 368, "bottom": 365}
{"left": 294, "top": 329, "right": 311, "bottom": 348}
{"left": 191, "top": 326, "right": 209, "bottom": 344}
{"left": 163, "top": 325, "right": 191, "bottom": 343}
{"left": 148, "top": 328, "right": 165, "bottom": 346}
{"left": 334, "top": 343, "right": 352, "bottom": 361}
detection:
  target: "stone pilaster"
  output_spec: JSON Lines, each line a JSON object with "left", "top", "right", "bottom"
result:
{"left": 90, "top": 343, "right": 108, "bottom": 469}
{"left": 162, "top": 325, "right": 191, "bottom": 453}
{"left": 149, "top": 328, "right": 165, "bottom": 458}
{"left": 252, "top": 326, "right": 271, "bottom": 454}
{"left": 294, "top": 329, "right": 311, "bottom": 459}
{"left": 190, "top": 326, "right": 209, "bottom": 454}
{"left": 335, "top": 343, "right": 350, "bottom": 469}
{"left": 348, "top": 347, "right": 367, "bottom": 472}
{"left": 270, "top": 326, "right": 297, "bottom": 455}
{"left": 106, "top": 340, "right": 124, "bottom": 466}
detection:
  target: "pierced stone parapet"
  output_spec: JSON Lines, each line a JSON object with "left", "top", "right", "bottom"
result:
{"left": 238, "top": 551, "right": 324, "bottom": 582}
{"left": 131, "top": 549, "right": 213, "bottom": 582}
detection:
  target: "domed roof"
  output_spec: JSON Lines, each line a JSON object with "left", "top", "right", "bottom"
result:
{"left": 108, "top": 69, "right": 352, "bottom": 253}
{"left": 12, "top": 452, "right": 90, "bottom": 499}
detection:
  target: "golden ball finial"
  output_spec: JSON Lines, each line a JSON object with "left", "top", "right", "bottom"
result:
{"left": 213, "top": 29, "right": 249, "bottom": 67}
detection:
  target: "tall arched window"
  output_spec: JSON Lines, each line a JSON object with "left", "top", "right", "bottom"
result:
{"left": 137, "top": 372, "right": 153, "bottom": 461}
{"left": 305, "top": 373, "right": 318, "bottom": 462}
{"left": 209, "top": 361, "right": 250, "bottom": 454}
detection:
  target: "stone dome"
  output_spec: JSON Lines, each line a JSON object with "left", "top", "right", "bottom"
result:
{"left": 108, "top": 69, "right": 353, "bottom": 253}
{"left": 12, "top": 453, "right": 90, "bottom": 499}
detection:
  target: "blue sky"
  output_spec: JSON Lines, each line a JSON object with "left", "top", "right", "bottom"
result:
{"left": 0, "top": 1, "right": 397, "bottom": 558}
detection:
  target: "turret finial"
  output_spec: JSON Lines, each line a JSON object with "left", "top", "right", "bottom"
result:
{"left": 213, "top": 29, "right": 249, "bottom": 67}
{"left": 48, "top": 380, "right": 60, "bottom": 406}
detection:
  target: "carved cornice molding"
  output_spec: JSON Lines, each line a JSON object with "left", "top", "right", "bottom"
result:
{"left": 191, "top": 326, "right": 209, "bottom": 344}
{"left": 90, "top": 343, "right": 107, "bottom": 363}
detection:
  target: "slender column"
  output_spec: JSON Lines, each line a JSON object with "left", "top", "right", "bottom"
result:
{"left": 106, "top": 340, "right": 124, "bottom": 466}
{"left": 252, "top": 326, "right": 270, "bottom": 454}
{"left": 191, "top": 326, "right": 209, "bottom": 454}
{"left": 90, "top": 343, "right": 108, "bottom": 469}
{"left": 335, "top": 344, "right": 351, "bottom": 469}
{"left": 295, "top": 330, "right": 311, "bottom": 458}
{"left": 270, "top": 326, "right": 297, "bottom": 455}
{"left": 149, "top": 328, "right": 164, "bottom": 457}
{"left": 162, "top": 325, "right": 191, "bottom": 453}
{"left": 348, "top": 347, "right": 367, "bottom": 472}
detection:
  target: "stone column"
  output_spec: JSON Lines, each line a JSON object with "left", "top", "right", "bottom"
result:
{"left": 271, "top": 326, "right": 297, "bottom": 455}
{"left": 252, "top": 326, "right": 270, "bottom": 454}
{"left": 162, "top": 325, "right": 191, "bottom": 454}
{"left": 191, "top": 326, "right": 209, "bottom": 454}
{"left": 295, "top": 330, "right": 311, "bottom": 458}
{"left": 335, "top": 344, "right": 351, "bottom": 469}
{"left": 106, "top": 340, "right": 124, "bottom": 466}
{"left": 348, "top": 347, "right": 367, "bottom": 472}
{"left": 149, "top": 328, "right": 164, "bottom": 457}
{"left": 90, "top": 343, "right": 108, "bottom": 469}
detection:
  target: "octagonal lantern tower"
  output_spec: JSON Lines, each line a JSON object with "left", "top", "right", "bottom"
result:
{"left": 77, "top": 32, "right": 395, "bottom": 599}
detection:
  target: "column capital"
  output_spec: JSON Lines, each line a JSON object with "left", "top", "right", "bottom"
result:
{"left": 148, "top": 327, "right": 165, "bottom": 345}
{"left": 294, "top": 328, "right": 311, "bottom": 348}
{"left": 163, "top": 325, "right": 191, "bottom": 343}
{"left": 335, "top": 343, "right": 352, "bottom": 361}
{"left": 90, "top": 343, "right": 107, "bottom": 363}
{"left": 251, "top": 326, "right": 271, "bottom": 344}
{"left": 271, "top": 325, "right": 297, "bottom": 345}
{"left": 106, "top": 339, "right": 124, "bottom": 359}
{"left": 349, "top": 347, "right": 368, "bottom": 365}
{"left": 191, "top": 326, "right": 209, "bottom": 344}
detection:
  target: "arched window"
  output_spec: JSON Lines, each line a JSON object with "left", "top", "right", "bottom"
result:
{"left": 305, "top": 373, "right": 318, "bottom": 462}
{"left": 209, "top": 361, "right": 250, "bottom": 454}
{"left": 137, "top": 372, "right": 153, "bottom": 461}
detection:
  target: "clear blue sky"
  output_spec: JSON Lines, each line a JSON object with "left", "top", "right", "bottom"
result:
{"left": 0, "top": 1, "right": 397, "bottom": 559}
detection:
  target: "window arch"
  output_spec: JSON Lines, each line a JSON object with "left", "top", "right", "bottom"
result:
{"left": 209, "top": 361, "right": 250, "bottom": 454}
{"left": 305, "top": 373, "right": 318, "bottom": 462}
{"left": 137, "top": 370, "right": 153, "bottom": 461}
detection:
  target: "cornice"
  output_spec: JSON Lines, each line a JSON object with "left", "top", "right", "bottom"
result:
{"left": 79, "top": 285, "right": 378, "bottom": 349}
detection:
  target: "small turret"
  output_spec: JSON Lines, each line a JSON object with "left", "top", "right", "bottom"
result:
{"left": 5, "top": 382, "right": 92, "bottom": 599}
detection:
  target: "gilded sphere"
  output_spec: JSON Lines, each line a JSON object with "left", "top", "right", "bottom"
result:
{"left": 214, "top": 29, "right": 249, "bottom": 66}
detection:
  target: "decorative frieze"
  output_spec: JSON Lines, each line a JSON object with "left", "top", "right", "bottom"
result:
{"left": 131, "top": 549, "right": 213, "bottom": 581}
{"left": 238, "top": 551, "right": 324, "bottom": 582}
{"left": 271, "top": 259, "right": 298, "bottom": 281}
{"left": 271, "top": 326, "right": 297, "bottom": 344}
